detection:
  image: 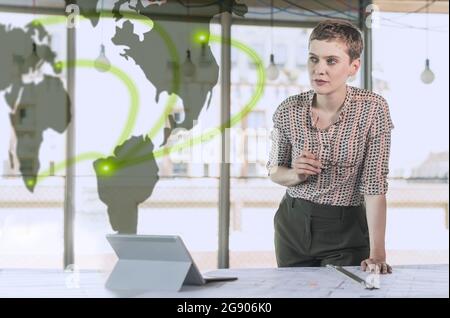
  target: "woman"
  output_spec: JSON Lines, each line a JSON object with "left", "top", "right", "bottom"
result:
{"left": 267, "top": 19, "right": 394, "bottom": 274}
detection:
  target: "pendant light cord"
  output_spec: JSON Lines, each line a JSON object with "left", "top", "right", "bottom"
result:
{"left": 270, "top": 0, "right": 274, "bottom": 55}
{"left": 101, "top": 0, "right": 105, "bottom": 45}
{"left": 187, "top": 0, "right": 191, "bottom": 51}
{"left": 425, "top": 0, "right": 429, "bottom": 58}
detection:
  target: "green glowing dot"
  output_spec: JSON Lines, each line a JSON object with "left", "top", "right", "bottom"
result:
{"left": 54, "top": 61, "right": 63, "bottom": 73}
{"left": 193, "top": 30, "right": 209, "bottom": 44}
{"left": 99, "top": 161, "right": 116, "bottom": 176}
{"left": 26, "top": 179, "right": 35, "bottom": 187}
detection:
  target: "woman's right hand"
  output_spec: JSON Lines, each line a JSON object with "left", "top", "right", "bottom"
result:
{"left": 292, "top": 150, "right": 323, "bottom": 181}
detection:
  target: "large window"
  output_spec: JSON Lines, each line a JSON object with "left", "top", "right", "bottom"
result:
{"left": 0, "top": 12, "right": 68, "bottom": 268}
{"left": 229, "top": 13, "right": 449, "bottom": 267}
{"left": 373, "top": 12, "right": 449, "bottom": 264}
{"left": 0, "top": 3, "right": 447, "bottom": 272}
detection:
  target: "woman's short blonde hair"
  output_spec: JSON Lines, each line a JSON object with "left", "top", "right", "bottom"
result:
{"left": 309, "top": 19, "right": 364, "bottom": 62}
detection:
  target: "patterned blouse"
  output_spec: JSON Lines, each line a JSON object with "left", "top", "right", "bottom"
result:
{"left": 267, "top": 85, "right": 394, "bottom": 206}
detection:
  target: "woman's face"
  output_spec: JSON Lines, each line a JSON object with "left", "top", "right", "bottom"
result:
{"left": 308, "top": 39, "right": 360, "bottom": 94}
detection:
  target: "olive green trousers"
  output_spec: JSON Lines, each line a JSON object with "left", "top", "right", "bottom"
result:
{"left": 274, "top": 192, "right": 370, "bottom": 267}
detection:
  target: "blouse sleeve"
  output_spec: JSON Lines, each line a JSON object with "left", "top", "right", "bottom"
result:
{"left": 266, "top": 100, "right": 292, "bottom": 176}
{"left": 359, "top": 97, "right": 395, "bottom": 195}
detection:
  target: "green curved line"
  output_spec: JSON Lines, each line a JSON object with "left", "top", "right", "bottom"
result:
{"left": 32, "top": 16, "right": 66, "bottom": 26}
{"left": 37, "top": 152, "right": 103, "bottom": 183}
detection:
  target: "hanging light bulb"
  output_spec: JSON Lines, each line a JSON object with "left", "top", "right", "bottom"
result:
{"left": 94, "top": 44, "right": 111, "bottom": 73}
{"left": 182, "top": 50, "right": 196, "bottom": 78}
{"left": 266, "top": 54, "right": 279, "bottom": 81}
{"left": 95, "top": 0, "right": 110, "bottom": 73}
{"left": 420, "top": 0, "right": 435, "bottom": 84}
{"left": 21, "top": 1, "right": 44, "bottom": 84}
{"left": 182, "top": 2, "right": 196, "bottom": 79}
{"left": 266, "top": 0, "right": 279, "bottom": 81}
{"left": 421, "top": 58, "right": 435, "bottom": 84}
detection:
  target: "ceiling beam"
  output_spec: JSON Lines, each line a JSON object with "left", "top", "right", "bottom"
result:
{"left": 0, "top": 0, "right": 447, "bottom": 16}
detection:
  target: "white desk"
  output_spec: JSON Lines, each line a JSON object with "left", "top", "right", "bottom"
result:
{"left": 0, "top": 264, "right": 448, "bottom": 298}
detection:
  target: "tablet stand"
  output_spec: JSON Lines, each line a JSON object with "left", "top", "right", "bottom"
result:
{"left": 105, "top": 259, "right": 193, "bottom": 291}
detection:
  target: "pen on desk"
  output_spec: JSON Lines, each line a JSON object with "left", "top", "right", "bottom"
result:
{"left": 326, "top": 264, "right": 377, "bottom": 289}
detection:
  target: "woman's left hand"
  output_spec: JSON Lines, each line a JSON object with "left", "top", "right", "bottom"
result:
{"left": 361, "top": 258, "right": 393, "bottom": 274}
